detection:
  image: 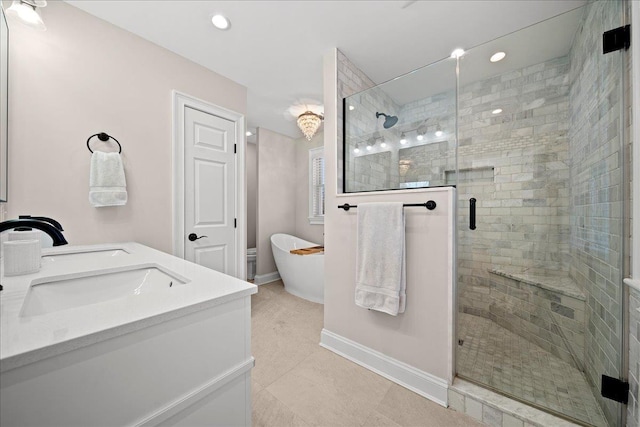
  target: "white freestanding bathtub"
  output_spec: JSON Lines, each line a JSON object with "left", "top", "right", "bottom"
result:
{"left": 270, "top": 233, "right": 324, "bottom": 304}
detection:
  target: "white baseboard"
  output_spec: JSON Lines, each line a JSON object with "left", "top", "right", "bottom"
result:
{"left": 254, "top": 271, "right": 280, "bottom": 285}
{"left": 320, "top": 329, "right": 448, "bottom": 407}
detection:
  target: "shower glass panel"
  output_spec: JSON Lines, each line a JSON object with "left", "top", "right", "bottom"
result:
{"left": 343, "top": 57, "right": 456, "bottom": 193}
{"left": 456, "top": 2, "right": 626, "bottom": 427}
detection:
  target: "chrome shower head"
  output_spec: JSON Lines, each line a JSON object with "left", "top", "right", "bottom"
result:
{"left": 376, "top": 112, "right": 398, "bottom": 129}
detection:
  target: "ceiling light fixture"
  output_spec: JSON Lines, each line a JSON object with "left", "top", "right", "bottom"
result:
{"left": 400, "top": 132, "right": 407, "bottom": 145}
{"left": 353, "top": 144, "right": 360, "bottom": 154}
{"left": 297, "top": 111, "right": 324, "bottom": 141}
{"left": 366, "top": 139, "right": 373, "bottom": 151}
{"left": 492, "top": 108, "right": 503, "bottom": 114}
{"left": 490, "top": 51, "right": 506, "bottom": 62}
{"left": 6, "top": 0, "right": 47, "bottom": 31}
{"left": 435, "top": 126, "right": 443, "bottom": 137}
{"left": 246, "top": 131, "right": 253, "bottom": 137}
{"left": 450, "top": 48, "right": 465, "bottom": 59}
{"left": 416, "top": 132, "right": 424, "bottom": 141}
{"left": 380, "top": 139, "right": 387, "bottom": 148}
{"left": 399, "top": 160, "right": 412, "bottom": 177}
{"left": 349, "top": 105, "right": 355, "bottom": 111}
{"left": 211, "top": 14, "right": 230, "bottom": 30}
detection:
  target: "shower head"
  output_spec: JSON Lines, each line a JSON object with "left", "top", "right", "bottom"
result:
{"left": 376, "top": 112, "right": 398, "bottom": 129}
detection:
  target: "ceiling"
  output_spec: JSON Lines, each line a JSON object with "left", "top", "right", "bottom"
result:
{"left": 65, "top": 0, "right": 586, "bottom": 139}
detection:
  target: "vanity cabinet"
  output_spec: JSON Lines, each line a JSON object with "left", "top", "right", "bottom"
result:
{"left": 0, "top": 243, "right": 256, "bottom": 426}
{"left": 1, "top": 296, "right": 253, "bottom": 426}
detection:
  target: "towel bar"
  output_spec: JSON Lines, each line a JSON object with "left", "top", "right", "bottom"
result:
{"left": 338, "top": 200, "right": 436, "bottom": 211}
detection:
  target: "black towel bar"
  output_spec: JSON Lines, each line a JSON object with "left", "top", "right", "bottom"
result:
{"left": 338, "top": 201, "right": 436, "bottom": 211}
{"left": 87, "top": 132, "right": 122, "bottom": 154}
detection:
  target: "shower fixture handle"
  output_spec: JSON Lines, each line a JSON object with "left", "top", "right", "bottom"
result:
{"left": 469, "top": 198, "right": 476, "bottom": 230}
{"left": 188, "top": 233, "right": 208, "bottom": 242}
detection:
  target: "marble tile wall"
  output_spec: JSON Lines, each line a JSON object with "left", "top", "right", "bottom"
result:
{"left": 485, "top": 272, "right": 586, "bottom": 369}
{"left": 568, "top": 2, "right": 625, "bottom": 425}
{"left": 337, "top": 49, "right": 377, "bottom": 193}
{"left": 344, "top": 60, "right": 456, "bottom": 193}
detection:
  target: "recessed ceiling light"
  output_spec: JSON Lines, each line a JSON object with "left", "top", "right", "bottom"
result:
{"left": 349, "top": 105, "right": 355, "bottom": 111}
{"left": 492, "top": 108, "right": 503, "bottom": 114}
{"left": 246, "top": 131, "right": 253, "bottom": 137}
{"left": 211, "top": 14, "right": 230, "bottom": 30}
{"left": 450, "top": 48, "right": 465, "bottom": 59}
{"left": 490, "top": 52, "right": 506, "bottom": 62}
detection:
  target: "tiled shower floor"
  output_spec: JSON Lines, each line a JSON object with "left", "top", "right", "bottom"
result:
{"left": 457, "top": 313, "right": 608, "bottom": 427}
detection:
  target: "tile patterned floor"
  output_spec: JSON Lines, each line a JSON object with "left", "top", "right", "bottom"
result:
{"left": 251, "top": 281, "right": 483, "bottom": 427}
{"left": 457, "top": 313, "right": 608, "bottom": 427}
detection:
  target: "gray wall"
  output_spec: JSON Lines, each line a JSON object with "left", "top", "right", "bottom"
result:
{"left": 256, "top": 128, "right": 296, "bottom": 276}
{"left": 246, "top": 142, "right": 257, "bottom": 249}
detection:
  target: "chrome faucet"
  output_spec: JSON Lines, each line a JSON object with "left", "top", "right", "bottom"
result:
{"left": 0, "top": 219, "right": 68, "bottom": 246}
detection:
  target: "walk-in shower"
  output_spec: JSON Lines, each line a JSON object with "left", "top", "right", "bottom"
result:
{"left": 343, "top": 2, "right": 629, "bottom": 426}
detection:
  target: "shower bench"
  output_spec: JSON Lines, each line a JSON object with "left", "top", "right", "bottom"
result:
{"left": 487, "top": 268, "right": 586, "bottom": 370}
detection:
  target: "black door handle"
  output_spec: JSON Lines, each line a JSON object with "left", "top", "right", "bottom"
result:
{"left": 469, "top": 198, "right": 476, "bottom": 230}
{"left": 188, "top": 233, "right": 208, "bottom": 242}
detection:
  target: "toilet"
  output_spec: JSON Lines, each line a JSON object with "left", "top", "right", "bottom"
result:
{"left": 247, "top": 247, "right": 256, "bottom": 280}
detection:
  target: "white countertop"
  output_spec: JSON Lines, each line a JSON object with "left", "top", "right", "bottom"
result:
{"left": 0, "top": 242, "right": 256, "bottom": 372}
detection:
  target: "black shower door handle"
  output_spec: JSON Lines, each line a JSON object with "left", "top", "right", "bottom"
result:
{"left": 469, "top": 198, "right": 476, "bottom": 230}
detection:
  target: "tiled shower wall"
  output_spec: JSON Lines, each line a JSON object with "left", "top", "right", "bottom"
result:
{"left": 344, "top": 60, "right": 456, "bottom": 192}
{"left": 337, "top": 49, "right": 376, "bottom": 193}
{"left": 454, "top": 56, "right": 572, "bottom": 284}
{"left": 568, "top": 1, "right": 625, "bottom": 425}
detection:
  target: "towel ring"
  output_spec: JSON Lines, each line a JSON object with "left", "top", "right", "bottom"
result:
{"left": 87, "top": 132, "right": 122, "bottom": 154}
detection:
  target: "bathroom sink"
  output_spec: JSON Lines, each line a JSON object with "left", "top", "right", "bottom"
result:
{"left": 42, "top": 248, "right": 129, "bottom": 263}
{"left": 20, "top": 265, "right": 187, "bottom": 317}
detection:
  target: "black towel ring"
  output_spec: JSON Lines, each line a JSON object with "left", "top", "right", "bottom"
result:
{"left": 87, "top": 132, "right": 122, "bottom": 154}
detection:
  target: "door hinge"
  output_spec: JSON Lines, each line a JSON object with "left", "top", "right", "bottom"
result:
{"left": 603, "top": 25, "right": 630, "bottom": 54}
{"left": 601, "top": 375, "right": 629, "bottom": 404}
{"left": 234, "top": 144, "right": 237, "bottom": 154}
{"left": 234, "top": 218, "right": 237, "bottom": 228}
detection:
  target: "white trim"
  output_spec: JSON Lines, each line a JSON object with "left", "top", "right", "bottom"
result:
{"left": 172, "top": 90, "right": 246, "bottom": 280}
{"left": 320, "top": 329, "right": 449, "bottom": 407}
{"left": 308, "top": 217, "right": 324, "bottom": 225}
{"left": 254, "top": 271, "right": 281, "bottom": 285}
{"left": 631, "top": 0, "right": 640, "bottom": 279}
{"left": 624, "top": 278, "right": 640, "bottom": 293}
{"left": 135, "top": 357, "right": 254, "bottom": 426}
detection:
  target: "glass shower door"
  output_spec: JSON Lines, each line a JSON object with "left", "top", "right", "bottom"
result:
{"left": 455, "top": 2, "right": 627, "bottom": 426}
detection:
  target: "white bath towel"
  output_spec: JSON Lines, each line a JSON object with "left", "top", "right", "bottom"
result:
{"left": 89, "top": 151, "right": 127, "bottom": 207}
{"left": 355, "top": 202, "right": 406, "bottom": 315}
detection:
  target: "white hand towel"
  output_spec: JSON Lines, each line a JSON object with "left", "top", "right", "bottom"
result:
{"left": 355, "top": 202, "right": 406, "bottom": 315}
{"left": 89, "top": 151, "right": 127, "bottom": 207}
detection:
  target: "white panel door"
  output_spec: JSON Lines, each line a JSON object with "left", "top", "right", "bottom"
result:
{"left": 184, "top": 106, "right": 236, "bottom": 276}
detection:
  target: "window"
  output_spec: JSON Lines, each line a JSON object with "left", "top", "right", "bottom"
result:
{"left": 309, "top": 147, "right": 325, "bottom": 224}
